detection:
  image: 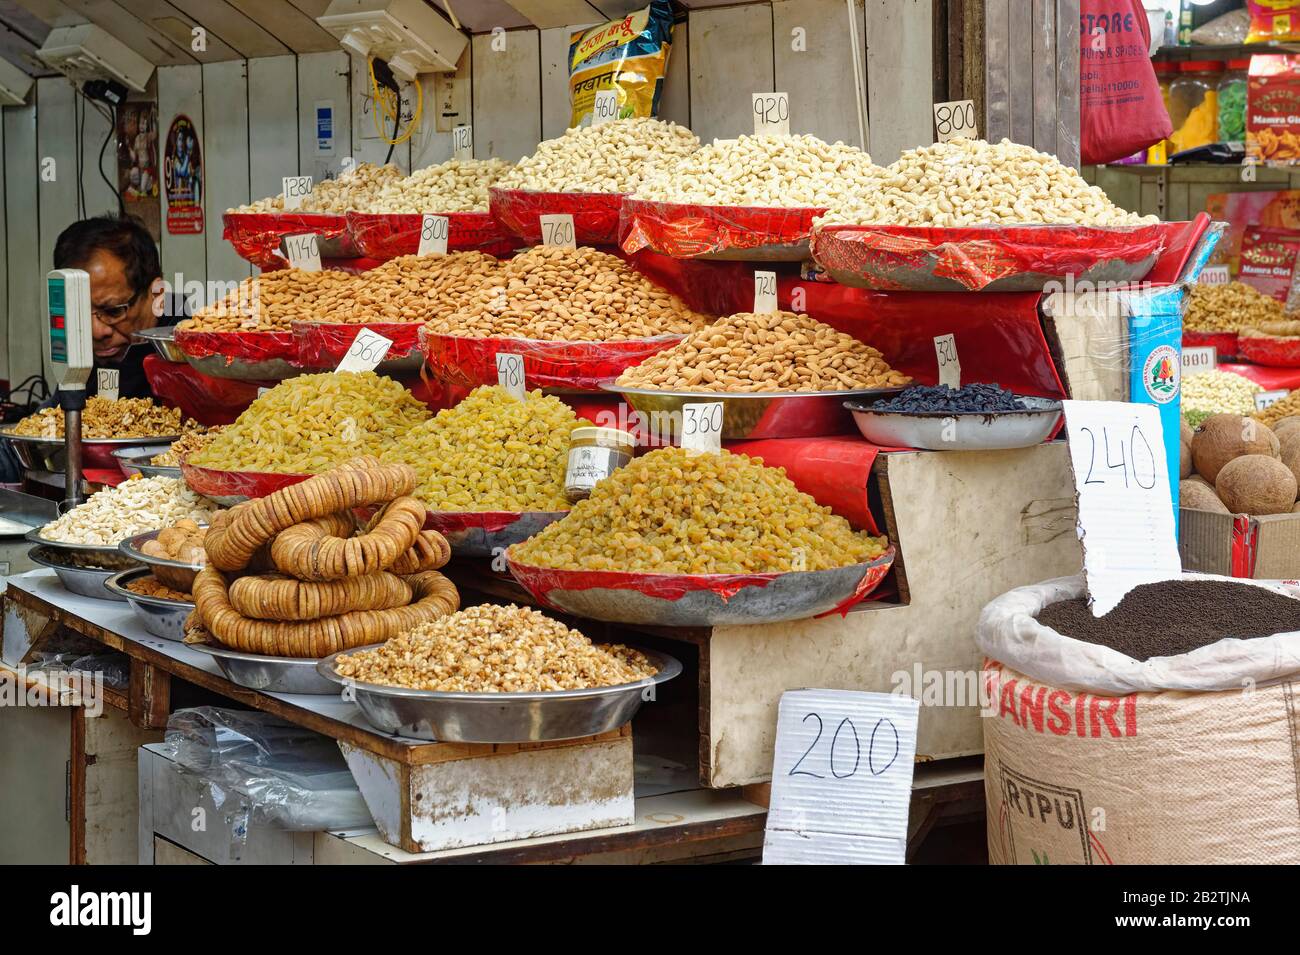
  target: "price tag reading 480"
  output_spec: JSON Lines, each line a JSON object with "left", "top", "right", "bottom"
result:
{"left": 680, "top": 402, "right": 723, "bottom": 454}
{"left": 496, "top": 352, "right": 525, "bottom": 401}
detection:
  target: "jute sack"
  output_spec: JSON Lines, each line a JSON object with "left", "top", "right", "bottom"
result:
{"left": 977, "top": 575, "right": 1300, "bottom": 865}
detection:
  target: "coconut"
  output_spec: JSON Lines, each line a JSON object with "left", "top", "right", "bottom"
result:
{"left": 1215, "top": 454, "right": 1298, "bottom": 515}
{"left": 1192, "top": 414, "right": 1279, "bottom": 483}
{"left": 1180, "top": 418, "right": 1194, "bottom": 445}
{"left": 1280, "top": 430, "right": 1300, "bottom": 494}
{"left": 1272, "top": 416, "right": 1300, "bottom": 440}
{"left": 1179, "top": 435, "right": 1192, "bottom": 479}
{"left": 1180, "top": 479, "right": 1229, "bottom": 513}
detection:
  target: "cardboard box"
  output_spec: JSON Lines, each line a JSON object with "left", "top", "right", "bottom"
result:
{"left": 1179, "top": 507, "right": 1300, "bottom": 578}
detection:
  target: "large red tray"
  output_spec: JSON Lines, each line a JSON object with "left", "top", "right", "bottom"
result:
{"left": 173, "top": 327, "right": 301, "bottom": 383}
{"left": 223, "top": 212, "right": 359, "bottom": 270}
{"left": 180, "top": 461, "right": 309, "bottom": 505}
{"left": 345, "top": 211, "right": 516, "bottom": 261}
{"left": 1239, "top": 334, "right": 1300, "bottom": 368}
{"left": 1183, "top": 330, "right": 1238, "bottom": 359}
{"left": 292, "top": 321, "right": 426, "bottom": 374}
{"left": 620, "top": 198, "right": 826, "bottom": 261}
{"left": 489, "top": 187, "right": 624, "bottom": 246}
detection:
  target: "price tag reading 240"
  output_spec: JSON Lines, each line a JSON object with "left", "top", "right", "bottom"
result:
{"left": 284, "top": 233, "right": 321, "bottom": 271}
{"left": 336, "top": 328, "right": 393, "bottom": 373}
{"left": 680, "top": 402, "right": 723, "bottom": 454}
{"left": 539, "top": 214, "right": 576, "bottom": 249}
{"left": 753, "top": 92, "right": 790, "bottom": 136}
{"left": 496, "top": 352, "right": 525, "bottom": 400}
{"left": 418, "top": 214, "right": 449, "bottom": 256}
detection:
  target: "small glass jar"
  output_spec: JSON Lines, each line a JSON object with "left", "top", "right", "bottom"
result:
{"left": 1168, "top": 60, "right": 1223, "bottom": 155}
{"left": 1147, "top": 61, "right": 1178, "bottom": 163}
{"left": 564, "top": 426, "right": 635, "bottom": 502}
{"left": 1217, "top": 58, "right": 1250, "bottom": 144}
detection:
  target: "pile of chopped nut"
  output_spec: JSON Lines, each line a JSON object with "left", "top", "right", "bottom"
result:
{"left": 38, "top": 476, "right": 217, "bottom": 546}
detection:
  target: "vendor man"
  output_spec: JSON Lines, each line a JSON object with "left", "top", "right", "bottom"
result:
{"left": 52, "top": 215, "right": 181, "bottom": 400}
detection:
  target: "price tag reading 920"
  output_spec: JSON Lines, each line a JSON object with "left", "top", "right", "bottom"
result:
{"left": 496, "top": 352, "right": 525, "bottom": 401}
{"left": 283, "top": 233, "right": 321, "bottom": 271}
{"left": 96, "top": 368, "right": 119, "bottom": 401}
{"left": 418, "top": 214, "right": 449, "bottom": 256}
{"left": 335, "top": 328, "right": 393, "bottom": 373}
{"left": 933, "top": 100, "right": 978, "bottom": 143}
{"left": 539, "top": 214, "right": 576, "bottom": 249}
{"left": 452, "top": 124, "right": 473, "bottom": 161}
{"left": 753, "top": 92, "right": 790, "bottom": 136}
{"left": 281, "top": 175, "right": 312, "bottom": 210}
{"left": 754, "top": 271, "right": 778, "bottom": 314}
{"left": 680, "top": 402, "right": 724, "bottom": 454}
{"left": 592, "top": 90, "right": 619, "bottom": 126}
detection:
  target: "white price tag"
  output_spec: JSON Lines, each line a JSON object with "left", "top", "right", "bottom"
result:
{"left": 752, "top": 92, "right": 790, "bottom": 136}
{"left": 1181, "top": 346, "right": 1216, "bottom": 375}
{"left": 452, "top": 124, "right": 473, "bottom": 161}
{"left": 592, "top": 90, "right": 619, "bottom": 126}
{"left": 257, "top": 387, "right": 271, "bottom": 397}
{"left": 496, "top": 352, "right": 526, "bottom": 400}
{"left": 680, "top": 402, "right": 724, "bottom": 454}
{"left": 283, "top": 233, "right": 321, "bottom": 271}
{"left": 282, "top": 175, "right": 312, "bottom": 210}
{"left": 1061, "top": 400, "right": 1180, "bottom": 617}
{"left": 96, "top": 368, "right": 119, "bottom": 401}
{"left": 763, "top": 689, "right": 920, "bottom": 865}
{"left": 754, "top": 270, "right": 778, "bottom": 314}
{"left": 934, "top": 333, "right": 960, "bottom": 389}
{"left": 933, "top": 100, "right": 978, "bottom": 143}
{"left": 418, "top": 214, "right": 449, "bottom": 256}
{"left": 335, "top": 328, "right": 393, "bottom": 373}
{"left": 1198, "top": 265, "right": 1231, "bottom": 286}
{"left": 1256, "top": 389, "right": 1289, "bottom": 410}
{"left": 539, "top": 214, "right": 576, "bottom": 248}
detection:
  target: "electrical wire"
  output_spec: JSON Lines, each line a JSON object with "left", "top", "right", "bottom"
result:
{"left": 75, "top": 93, "right": 86, "bottom": 217}
{"left": 90, "top": 99, "right": 125, "bottom": 215}
{"left": 367, "top": 56, "right": 423, "bottom": 152}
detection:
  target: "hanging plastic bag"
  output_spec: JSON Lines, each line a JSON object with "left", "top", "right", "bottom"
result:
{"left": 568, "top": 0, "right": 675, "bottom": 127}
{"left": 1079, "top": 0, "right": 1172, "bottom": 165}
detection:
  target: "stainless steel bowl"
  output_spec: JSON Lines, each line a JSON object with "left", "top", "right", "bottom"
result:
{"left": 104, "top": 568, "right": 194, "bottom": 641}
{"left": 111, "top": 444, "right": 177, "bottom": 479}
{"left": 844, "top": 396, "right": 1064, "bottom": 451}
{"left": 181, "top": 353, "right": 301, "bottom": 383}
{"left": 1, "top": 431, "right": 183, "bottom": 472}
{"left": 603, "top": 384, "right": 906, "bottom": 441}
{"left": 316, "top": 645, "right": 682, "bottom": 742}
{"left": 119, "top": 529, "right": 204, "bottom": 592}
{"left": 28, "top": 546, "right": 128, "bottom": 601}
{"left": 25, "top": 527, "right": 141, "bottom": 566}
{"left": 132, "top": 325, "right": 187, "bottom": 362}
{"left": 188, "top": 643, "right": 338, "bottom": 695}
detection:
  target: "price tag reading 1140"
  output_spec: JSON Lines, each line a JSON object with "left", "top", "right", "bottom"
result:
{"left": 680, "top": 402, "right": 723, "bottom": 454}
{"left": 284, "top": 233, "right": 321, "bottom": 271}
{"left": 496, "top": 352, "right": 525, "bottom": 401}
{"left": 418, "top": 214, "right": 449, "bottom": 256}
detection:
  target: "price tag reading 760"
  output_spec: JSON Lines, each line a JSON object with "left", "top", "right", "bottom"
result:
{"left": 496, "top": 352, "right": 525, "bottom": 400}
{"left": 680, "top": 402, "right": 723, "bottom": 454}
{"left": 539, "top": 214, "right": 576, "bottom": 248}
{"left": 335, "top": 328, "right": 393, "bottom": 373}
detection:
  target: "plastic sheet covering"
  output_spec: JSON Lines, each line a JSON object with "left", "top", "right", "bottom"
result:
{"left": 1183, "top": 330, "right": 1239, "bottom": 359}
{"left": 173, "top": 326, "right": 298, "bottom": 364}
{"left": 1218, "top": 361, "right": 1300, "bottom": 391}
{"left": 726, "top": 437, "right": 884, "bottom": 534}
{"left": 222, "top": 212, "right": 357, "bottom": 269}
{"left": 1238, "top": 332, "right": 1300, "bottom": 367}
{"left": 345, "top": 211, "right": 516, "bottom": 261}
{"left": 181, "top": 460, "right": 309, "bottom": 501}
{"left": 809, "top": 222, "right": 1172, "bottom": 292}
{"left": 293, "top": 321, "right": 425, "bottom": 372}
{"left": 620, "top": 198, "right": 825, "bottom": 260}
{"left": 421, "top": 327, "right": 684, "bottom": 391}
{"left": 162, "top": 707, "right": 372, "bottom": 838}
{"left": 143, "top": 354, "right": 260, "bottom": 426}
{"left": 489, "top": 186, "right": 624, "bottom": 246}
{"left": 29, "top": 652, "right": 129, "bottom": 689}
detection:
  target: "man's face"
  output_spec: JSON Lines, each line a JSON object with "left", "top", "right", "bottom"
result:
{"left": 84, "top": 250, "right": 158, "bottom": 362}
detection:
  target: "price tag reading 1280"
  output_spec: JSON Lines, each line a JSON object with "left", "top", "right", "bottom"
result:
{"left": 680, "top": 402, "right": 723, "bottom": 454}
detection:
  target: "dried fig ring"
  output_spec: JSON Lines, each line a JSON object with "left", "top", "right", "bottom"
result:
{"left": 227, "top": 571, "right": 413, "bottom": 621}
{"left": 270, "top": 497, "right": 426, "bottom": 581}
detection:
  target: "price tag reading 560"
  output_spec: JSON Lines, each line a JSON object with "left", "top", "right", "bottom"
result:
{"left": 336, "top": 328, "right": 393, "bottom": 373}
{"left": 680, "top": 402, "right": 723, "bottom": 454}
{"left": 496, "top": 352, "right": 525, "bottom": 401}
{"left": 539, "top": 214, "right": 576, "bottom": 249}
{"left": 418, "top": 214, "right": 449, "bottom": 256}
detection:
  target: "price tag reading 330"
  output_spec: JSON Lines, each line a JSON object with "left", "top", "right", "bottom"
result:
{"left": 754, "top": 271, "right": 778, "bottom": 314}
{"left": 335, "top": 328, "right": 393, "bottom": 373}
{"left": 283, "top": 233, "right": 321, "bottom": 271}
{"left": 418, "top": 214, "right": 449, "bottom": 256}
{"left": 539, "top": 214, "right": 576, "bottom": 248}
{"left": 496, "top": 352, "right": 525, "bottom": 401}
{"left": 753, "top": 92, "right": 790, "bottom": 136}
{"left": 933, "top": 100, "right": 978, "bottom": 143}
{"left": 680, "top": 402, "right": 723, "bottom": 454}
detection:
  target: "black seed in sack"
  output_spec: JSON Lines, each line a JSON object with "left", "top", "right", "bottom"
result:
{"left": 871, "top": 383, "right": 1026, "bottom": 413}
{"left": 1034, "top": 579, "right": 1300, "bottom": 662}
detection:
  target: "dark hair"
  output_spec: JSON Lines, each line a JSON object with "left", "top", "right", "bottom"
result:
{"left": 53, "top": 215, "right": 161, "bottom": 296}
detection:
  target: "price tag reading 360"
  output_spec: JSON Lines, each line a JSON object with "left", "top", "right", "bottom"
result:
{"left": 284, "top": 233, "right": 321, "bottom": 271}
{"left": 680, "top": 402, "right": 723, "bottom": 454}
{"left": 418, "top": 214, "right": 449, "bottom": 256}
{"left": 933, "top": 100, "right": 978, "bottom": 143}
{"left": 753, "top": 92, "right": 790, "bottom": 136}
{"left": 336, "top": 328, "right": 393, "bottom": 373}
{"left": 496, "top": 352, "right": 525, "bottom": 401}
{"left": 539, "top": 214, "right": 576, "bottom": 249}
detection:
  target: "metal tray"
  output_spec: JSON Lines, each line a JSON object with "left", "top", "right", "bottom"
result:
{"left": 119, "top": 529, "right": 204, "bottom": 593}
{"left": 132, "top": 325, "right": 186, "bottom": 362}
{"left": 845, "top": 395, "right": 1063, "bottom": 451}
{"left": 182, "top": 352, "right": 301, "bottom": 384}
{"left": 28, "top": 546, "right": 128, "bottom": 601}
{"left": 603, "top": 384, "right": 906, "bottom": 441}
{"left": 1, "top": 430, "right": 183, "bottom": 471}
{"left": 105, "top": 568, "right": 194, "bottom": 641}
{"left": 316, "top": 645, "right": 682, "bottom": 742}
{"left": 188, "top": 642, "right": 338, "bottom": 695}
{"left": 25, "top": 527, "right": 138, "bottom": 564}
{"left": 111, "top": 445, "right": 178, "bottom": 479}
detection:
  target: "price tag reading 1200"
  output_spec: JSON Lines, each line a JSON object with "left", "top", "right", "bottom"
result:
{"left": 418, "top": 214, "right": 449, "bottom": 256}
{"left": 96, "top": 368, "right": 119, "bottom": 401}
{"left": 336, "top": 328, "right": 393, "bottom": 373}
{"left": 753, "top": 92, "right": 790, "bottom": 136}
{"left": 284, "top": 233, "right": 321, "bottom": 271}
{"left": 539, "top": 214, "right": 576, "bottom": 248}
{"left": 680, "top": 402, "right": 723, "bottom": 454}
{"left": 496, "top": 352, "right": 525, "bottom": 401}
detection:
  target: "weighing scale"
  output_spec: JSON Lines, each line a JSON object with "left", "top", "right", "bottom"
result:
{"left": 46, "top": 268, "right": 94, "bottom": 508}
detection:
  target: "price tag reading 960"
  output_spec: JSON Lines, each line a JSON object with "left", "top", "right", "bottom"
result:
{"left": 282, "top": 175, "right": 312, "bottom": 210}
{"left": 754, "top": 271, "right": 778, "bottom": 314}
{"left": 284, "top": 233, "right": 321, "bottom": 271}
{"left": 934, "top": 333, "right": 960, "bottom": 388}
{"left": 592, "top": 90, "right": 619, "bottom": 126}
{"left": 933, "top": 100, "right": 978, "bottom": 143}
{"left": 539, "top": 214, "right": 576, "bottom": 249}
{"left": 96, "top": 368, "right": 119, "bottom": 401}
{"left": 496, "top": 352, "right": 526, "bottom": 400}
{"left": 335, "top": 328, "right": 393, "bottom": 373}
{"left": 418, "top": 214, "right": 449, "bottom": 256}
{"left": 680, "top": 402, "right": 724, "bottom": 454}
{"left": 452, "top": 124, "right": 473, "bottom": 161}
{"left": 752, "top": 92, "right": 790, "bottom": 136}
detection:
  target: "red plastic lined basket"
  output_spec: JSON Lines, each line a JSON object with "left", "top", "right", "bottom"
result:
{"left": 173, "top": 326, "right": 300, "bottom": 383}
{"left": 1182, "top": 330, "right": 1239, "bottom": 360}
{"left": 1239, "top": 334, "right": 1300, "bottom": 367}
{"left": 223, "top": 212, "right": 359, "bottom": 270}
{"left": 620, "top": 198, "right": 826, "bottom": 261}
{"left": 489, "top": 187, "right": 624, "bottom": 246}
{"left": 292, "top": 321, "right": 426, "bottom": 373}
{"left": 180, "top": 461, "right": 309, "bottom": 505}
{"left": 345, "top": 211, "right": 516, "bottom": 261}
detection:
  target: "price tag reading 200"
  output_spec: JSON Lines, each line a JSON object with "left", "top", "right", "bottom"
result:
{"left": 539, "top": 214, "right": 576, "bottom": 249}
{"left": 418, "top": 214, "right": 449, "bottom": 256}
{"left": 496, "top": 352, "right": 525, "bottom": 401}
{"left": 680, "top": 402, "right": 724, "bottom": 454}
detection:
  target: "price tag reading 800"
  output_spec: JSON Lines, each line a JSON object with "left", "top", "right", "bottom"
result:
{"left": 336, "top": 328, "right": 393, "bottom": 373}
{"left": 539, "top": 214, "right": 576, "bottom": 248}
{"left": 496, "top": 352, "right": 526, "bottom": 400}
{"left": 680, "top": 402, "right": 724, "bottom": 454}
{"left": 752, "top": 92, "right": 790, "bottom": 136}
{"left": 284, "top": 233, "right": 321, "bottom": 271}
{"left": 418, "top": 214, "right": 449, "bottom": 256}
{"left": 933, "top": 100, "right": 978, "bottom": 143}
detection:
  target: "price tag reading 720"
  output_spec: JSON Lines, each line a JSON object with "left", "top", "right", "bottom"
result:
{"left": 335, "top": 328, "right": 393, "bottom": 373}
{"left": 754, "top": 271, "right": 778, "bottom": 314}
{"left": 496, "top": 352, "right": 525, "bottom": 400}
{"left": 680, "top": 402, "right": 723, "bottom": 454}
{"left": 539, "top": 214, "right": 576, "bottom": 248}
